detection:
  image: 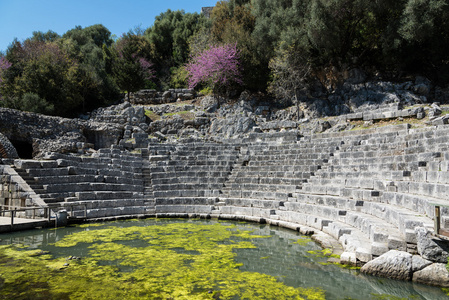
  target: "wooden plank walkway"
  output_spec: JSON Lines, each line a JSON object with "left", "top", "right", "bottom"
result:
{"left": 0, "top": 216, "right": 50, "bottom": 233}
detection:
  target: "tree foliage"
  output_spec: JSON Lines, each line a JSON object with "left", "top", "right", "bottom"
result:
{"left": 1, "top": 2, "right": 449, "bottom": 116}
{"left": 61, "top": 24, "right": 120, "bottom": 111}
{"left": 268, "top": 44, "right": 311, "bottom": 102}
{"left": 0, "top": 56, "right": 11, "bottom": 84}
{"left": 112, "top": 33, "right": 155, "bottom": 101}
{"left": 0, "top": 56, "right": 12, "bottom": 101}
{"left": 210, "top": 1, "right": 264, "bottom": 91}
{"left": 1, "top": 39, "right": 82, "bottom": 115}
{"left": 1, "top": 25, "right": 121, "bottom": 116}
{"left": 398, "top": 0, "right": 449, "bottom": 81}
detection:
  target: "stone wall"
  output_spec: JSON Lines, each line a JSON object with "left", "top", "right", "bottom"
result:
{"left": 129, "top": 89, "right": 196, "bottom": 105}
{"left": 0, "top": 108, "right": 123, "bottom": 157}
{"left": 0, "top": 133, "right": 18, "bottom": 159}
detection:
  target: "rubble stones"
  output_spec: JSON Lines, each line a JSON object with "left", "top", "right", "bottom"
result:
{"left": 411, "top": 255, "right": 432, "bottom": 272}
{"left": 415, "top": 227, "right": 449, "bottom": 263}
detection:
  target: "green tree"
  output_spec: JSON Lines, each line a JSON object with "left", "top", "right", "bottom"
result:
{"left": 61, "top": 24, "right": 120, "bottom": 111}
{"left": 268, "top": 43, "right": 311, "bottom": 118}
{"left": 1, "top": 39, "right": 82, "bottom": 115}
{"left": 251, "top": 0, "right": 308, "bottom": 61}
{"left": 30, "top": 30, "right": 60, "bottom": 43}
{"left": 398, "top": 0, "right": 449, "bottom": 82}
{"left": 112, "top": 33, "right": 155, "bottom": 101}
{"left": 211, "top": 1, "right": 263, "bottom": 91}
{"left": 146, "top": 9, "right": 208, "bottom": 65}
{"left": 305, "top": 0, "right": 390, "bottom": 65}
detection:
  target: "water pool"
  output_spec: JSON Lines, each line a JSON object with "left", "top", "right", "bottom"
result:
{"left": 0, "top": 218, "right": 447, "bottom": 299}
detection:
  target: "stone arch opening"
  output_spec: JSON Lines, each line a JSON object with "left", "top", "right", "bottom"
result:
{"left": 9, "top": 139, "right": 33, "bottom": 159}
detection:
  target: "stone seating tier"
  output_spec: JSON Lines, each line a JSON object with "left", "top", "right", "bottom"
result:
{"left": 150, "top": 171, "right": 231, "bottom": 181}
{"left": 303, "top": 177, "right": 442, "bottom": 216}
{"left": 152, "top": 176, "right": 227, "bottom": 185}
{"left": 295, "top": 193, "right": 432, "bottom": 240}
{"left": 12, "top": 149, "right": 148, "bottom": 218}
{"left": 228, "top": 177, "right": 306, "bottom": 186}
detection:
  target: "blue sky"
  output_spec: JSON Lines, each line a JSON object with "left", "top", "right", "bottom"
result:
{"left": 0, "top": 0, "right": 217, "bottom": 53}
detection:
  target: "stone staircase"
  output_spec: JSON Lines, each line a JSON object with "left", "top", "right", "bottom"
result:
{"left": 149, "top": 142, "right": 240, "bottom": 217}
{"left": 217, "top": 142, "right": 335, "bottom": 220}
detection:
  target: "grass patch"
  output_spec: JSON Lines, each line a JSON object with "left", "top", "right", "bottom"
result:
{"left": 349, "top": 117, "right": 427, "bottom": 131}
{"left": 144, "top": 109, "right": 161, "bottom": 121}
{"left": 163, "top": 110, "right": 195, "bottom": 120}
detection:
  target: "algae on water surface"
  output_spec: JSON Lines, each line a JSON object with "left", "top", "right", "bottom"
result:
{"left": 0, "top": 219, "right": 325, "bottom": 300}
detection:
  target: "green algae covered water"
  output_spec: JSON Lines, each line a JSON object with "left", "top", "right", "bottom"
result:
{"left": 0, "top": 218, "right": 447, "bottom": 300}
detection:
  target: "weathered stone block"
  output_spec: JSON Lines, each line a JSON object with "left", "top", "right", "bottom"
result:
{"left": 412, "top": 263, "right": 449, "bottom": 287}
{"left": 361, "top": 250, "right": 412, "bottom": 280}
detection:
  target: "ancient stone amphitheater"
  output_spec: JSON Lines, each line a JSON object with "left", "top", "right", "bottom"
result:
{"left": 1, "top": 123, "right": 449, "bottom": 285}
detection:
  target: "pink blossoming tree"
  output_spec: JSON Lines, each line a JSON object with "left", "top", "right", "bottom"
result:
{"left": 186, "top": 43, "right": 242, "bottom": 107}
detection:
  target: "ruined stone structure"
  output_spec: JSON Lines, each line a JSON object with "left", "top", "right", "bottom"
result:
{"left": 2, "top": 122, "right": 449, "bottom": 286}
{"left": 201, "top": 7, "right": 214, "bottom": 18}
{"left": 1, "top": 74, "right": 449, "bottom": 286}
{"left": 129, "top": 89, "right": 196, "bottom": 105}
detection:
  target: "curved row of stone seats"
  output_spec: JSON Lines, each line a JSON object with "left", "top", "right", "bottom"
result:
{"left": 302, "top": 174, "right": 439, "bottom": 227}
{"left": 149, "top": 143, "right": 241, "bottom": 216}
{"left": 59, "top": 199, "right": 150, "bottom": 218}
{"left": 13, "top": 149, "right": 151, "bottom": 218}
{"left": 294, "top": 192, "right": 431, "bottom": 242}
{"left": 299, "top": 126, "right": 443, "bottom": 251}
{"left": 220, "top": 139, "right": 343, "bottom": 203}
{"left": 278, "top": 202, "right": 394, "bottom": 261}
{"left": 316, "top": 147, "right": 449, "bottom": 219}
{"left": 216, "top": 199, "right": 376, "bottom": 262}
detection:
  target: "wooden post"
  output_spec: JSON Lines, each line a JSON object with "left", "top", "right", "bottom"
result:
{"left": 435, "top": 206, "right": 441, "bottom": 235}
{"left": 47, "top": 207, "right": 51, "bottom": 223}
{"left": 84, "top": 205, "right": 87, "bottom": 218}
{"left": 32, "top": 208, "right": 36, "bottom": 219}
{"left": 11, "top": 208, "right": 15, "bottom": 227}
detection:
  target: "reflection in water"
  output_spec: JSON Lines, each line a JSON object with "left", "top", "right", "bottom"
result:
{"left": 0, "top": 219, "right": 447, "bottom": 300}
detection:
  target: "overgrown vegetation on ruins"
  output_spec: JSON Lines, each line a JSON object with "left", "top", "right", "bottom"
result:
{"left": 0, "top": 0, "right": 448, "bottom": 117}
